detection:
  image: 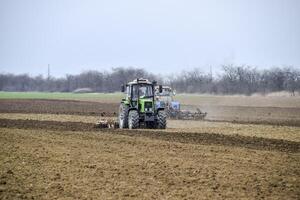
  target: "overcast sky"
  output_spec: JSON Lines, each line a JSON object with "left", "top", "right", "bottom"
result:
{"left": 0, "top": 0, "right": 299, "bottom": 77}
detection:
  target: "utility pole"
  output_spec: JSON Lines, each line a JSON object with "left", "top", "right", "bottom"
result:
{"left": 209, "top": 65, "right": 213, "bottom": 82}
{"left": 47, "top": 64, "right": 50, "bottom": 80}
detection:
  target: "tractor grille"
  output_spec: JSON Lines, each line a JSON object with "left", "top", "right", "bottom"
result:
{"left": 144, "top": 102, "right": 152, "bottom": 109}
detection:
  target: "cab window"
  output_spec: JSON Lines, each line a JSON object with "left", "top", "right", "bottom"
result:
{"left": 132, "top": 84, "right": 153, "bottom": 99}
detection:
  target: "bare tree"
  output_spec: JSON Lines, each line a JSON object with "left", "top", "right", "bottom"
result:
{"left": 0, "top": 66, "right": 299, "bottom": 95}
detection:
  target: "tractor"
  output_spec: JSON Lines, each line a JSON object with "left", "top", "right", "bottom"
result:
{"left": 155, "top": 86, "right": 180, "bottom": 118}
{"left": 155, "top": 86, "right": 207, "bottom": 120}
{"left": 118, "top": 78, "right": 167, "bottom": 129}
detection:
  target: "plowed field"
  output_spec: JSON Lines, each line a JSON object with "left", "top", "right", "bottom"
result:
{"left": 0, "top": 98, "right": 299, "bottom": 199}
{"left": 1, "top": 99, "right": 300, "bottom": 126}
{"left": 0, "top": 99, "right": 118, "bottom": 116}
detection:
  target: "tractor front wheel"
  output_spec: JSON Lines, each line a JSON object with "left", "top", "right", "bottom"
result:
{"left": 128, "top": 110, "right": 139, "bottom": 129}
{"left": 157, "top": 110, "right": 167, "bottom": 129}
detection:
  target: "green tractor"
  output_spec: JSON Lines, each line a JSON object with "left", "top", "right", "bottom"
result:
{"left": 119, "top": 78, "right": 167, "bottom": 129}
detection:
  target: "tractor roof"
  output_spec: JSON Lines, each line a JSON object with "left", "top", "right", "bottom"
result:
{"left": 127, "top": 78, "right": 152, "bottom": 85}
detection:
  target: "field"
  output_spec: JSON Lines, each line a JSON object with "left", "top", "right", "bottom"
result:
{"left": 0, "top": 92, "right": 300, "bottom": 199}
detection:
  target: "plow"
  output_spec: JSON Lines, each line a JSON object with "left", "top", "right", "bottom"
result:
{"left": 95, "top": 119, "right": 119, "bottom": 129}
{"left": 167, "top": 108, "right": 207, "bottom": 120}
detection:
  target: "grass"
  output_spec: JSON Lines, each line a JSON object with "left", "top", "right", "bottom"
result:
{"left": 1, "top": 91, "right": 300, "bottom": 107}
{"left": 0, "top": 91, "right": 123, "bottom": 102}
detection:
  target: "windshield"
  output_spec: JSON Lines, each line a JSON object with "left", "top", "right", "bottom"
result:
{"left": 132, "top": 84, "right": 153, "bottom": 99}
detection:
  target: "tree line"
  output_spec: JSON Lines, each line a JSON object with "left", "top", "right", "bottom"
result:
{"left": 168, "top": 65, "right": 300, "bottom": 95}
{"left": 0, "top": 65, "right": 299, "bottom": 95}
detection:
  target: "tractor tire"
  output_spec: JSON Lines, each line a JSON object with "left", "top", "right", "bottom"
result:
{"left": 128, "top": 110, "right": 139, "bottom": 129}
{"left": 119, "top": 103, "right": 128, "bottom": 129}
{"left": 157, "top": 110, "right": 167, "bottom": 129}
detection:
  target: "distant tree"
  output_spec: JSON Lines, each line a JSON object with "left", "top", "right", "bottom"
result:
{"left": 0, "top": 66, "right": 299, "bottom": 95}
{"left": 283, "top": 67, "right": 300, "bottom": 96}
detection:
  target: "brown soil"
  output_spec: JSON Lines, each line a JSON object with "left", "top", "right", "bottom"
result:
{"left": 183, "top": 105, "right": 300, "bottom": 127}
{"left": 0, "top": 118, "right": 299, "bottom": 153}
{"left": 0, "top": 128, "right": 299, "bottom": 199}
{"left": 0, "top": 99, "right": 118, "bottom": 116}
{"left": 1, "top": 113, "right": 299, "bottom": 142}
{"left": 1, "top": 99, "right": 300, "bottom": 126}
{"left": 1, "top": 99, "right": 300, "bottom": 199}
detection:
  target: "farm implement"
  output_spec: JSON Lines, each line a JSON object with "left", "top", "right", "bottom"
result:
{"left": 155, "top": 86, "right": 207, "bottom": 120}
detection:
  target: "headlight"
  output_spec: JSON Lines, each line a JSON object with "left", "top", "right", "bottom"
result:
{"left": 145, "top": 108, "right": 153, "bottom": 112}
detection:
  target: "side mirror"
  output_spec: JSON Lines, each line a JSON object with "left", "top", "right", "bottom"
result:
{"left": 159, "top": 85, "right": 163, "bottom": 93}
{"left": 121, "top": 85, "right": 125, "bottom": 92}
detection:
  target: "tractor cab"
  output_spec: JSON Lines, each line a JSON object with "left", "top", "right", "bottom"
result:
{"left": 131, "top": 83, "right": 153, "bottom": 99}
{"left": 119, "top": 78, "right": 167, "bottom": 129}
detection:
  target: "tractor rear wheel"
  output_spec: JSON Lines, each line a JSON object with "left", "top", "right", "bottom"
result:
{"left": 128, "top": 110, "right": 139, "bottom": 129}
{"left": 157, "top": 110, "right": 167, "bottom": 129}
{"left": 119, "top": 103, "right": 128, "bottom": 129}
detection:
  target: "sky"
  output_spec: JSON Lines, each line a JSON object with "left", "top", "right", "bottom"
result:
{"left": 0, "top": 0, "right": 299, "bottom": 77}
